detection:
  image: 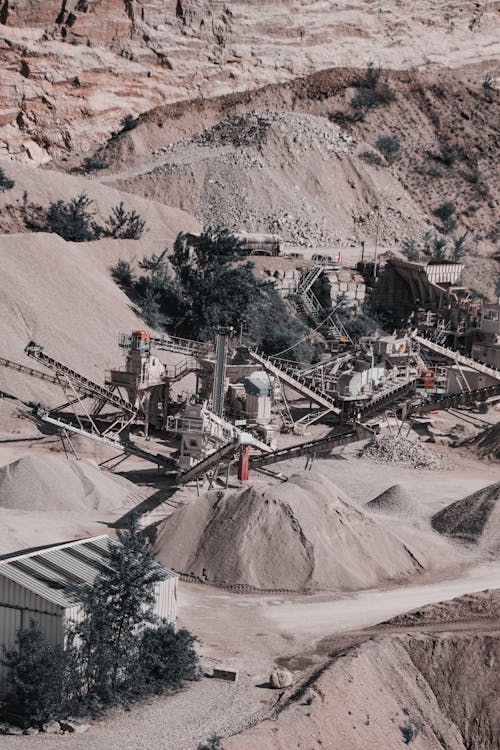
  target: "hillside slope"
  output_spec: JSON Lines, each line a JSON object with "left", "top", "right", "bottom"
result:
{"left": 0, "top": 232, "right": 152, "bottom": 405}
{"left": 0, "top": 1, "right": 498, "bottom": 163}
{"left": 225, "top": 590, "right": 500, "bottom": 750}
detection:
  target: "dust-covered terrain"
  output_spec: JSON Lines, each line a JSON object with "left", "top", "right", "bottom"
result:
{"left": 0, "top": 1, "right": 499, "bottom": 748}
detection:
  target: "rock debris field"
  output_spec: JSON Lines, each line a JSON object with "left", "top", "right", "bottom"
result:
{"left": 361, "top": 435, "right": 444, "bottom": 470}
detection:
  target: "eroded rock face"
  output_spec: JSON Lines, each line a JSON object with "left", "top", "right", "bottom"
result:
{"left": 404, "top": 633, "right": 500, "bottom": 750}
{"left": 0, "top": 1, "right": 498, "bottom": 164}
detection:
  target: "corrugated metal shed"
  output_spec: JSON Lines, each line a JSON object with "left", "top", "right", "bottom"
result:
{"left": 0, "top": 535, "right": 176, "bottom": 608}
{"left": 0, "top": 535, "right": 178, "bottom": 686}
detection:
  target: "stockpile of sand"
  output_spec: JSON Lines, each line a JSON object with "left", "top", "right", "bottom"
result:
{"left": 361, "top": 435, "right": 443, "bottom": 470}
{"left": 0, "top": 454, "right": 134, "bottom": 512}
{"left": 366, "top": 484, "right": 415, "bottom": 515}
{"left": 431, "top": 481, "right": 500, "bottom": 553}
{"left": 155, "top": 472, "right": 436, "bottom": 592}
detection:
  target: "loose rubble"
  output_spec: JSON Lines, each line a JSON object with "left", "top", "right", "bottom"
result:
{"left": 144, "top": 111, "right": 355, "bottom": 247}
{"left": 361, "top": 435, "right": 443, "bottom": 470}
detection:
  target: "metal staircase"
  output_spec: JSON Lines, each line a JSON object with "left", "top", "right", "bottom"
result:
{"left": 165, "top": 357, "right": 201, "bottom": 383}
{"left": 293, "top": 266, "right": 353, "bottom": 346}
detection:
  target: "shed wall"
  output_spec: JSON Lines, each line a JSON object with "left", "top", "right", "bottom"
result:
{"left": 154, "top": 576, "right": 178, "bottom": 623}
{"left": 0, "top": 575, "right": 64, "bottom": 687}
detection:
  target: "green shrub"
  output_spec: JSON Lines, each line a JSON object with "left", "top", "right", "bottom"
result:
{"left": 375, "top": 135, "right": 400, "bottom": 162}
{"left": 451, "top": 231, "right": 469, "bottom": 261}
{"left": 482, "top": 73, "right": 494, "bottom": 98}
{"left": 2, "top": 621, "right": 78, "bottom": 726}
{"left": 0, "top": 166, "right": 15, "bottom": 192}
{"left": 434, "top": 201, "right": 457, "bottom": 234}
{"left": 351, "top": 62, "right": 395, "bottom": 113}
{"left": 111, "top": 258, "right": 135, "bottom": 288}
{"left": 197, "top": 737, "right": 222, "bottom": 750}
{"left": 401, "top": 238, "right": 419, "bottom": 261}
{"left": 138, "top": 623, "right": 199, "bottom": 694}
{"left": 82, "top": 155, "right": 106, "bottom": 172}
{"left": 45, "top": 193, "right": 99, "bottom": 242}
{"left": 120, "top": 114, "right": 139, "bottom": 132}
{"left": 105, "top": 201, "right": 145, "bottom": 239}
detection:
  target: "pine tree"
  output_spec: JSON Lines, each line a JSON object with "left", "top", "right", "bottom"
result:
{"left": 105, "top": 201, "right": 145, "bottom": 239}
{"left": 73, "top": 516, "right": 166, "bottom": 706}
{"left": 45, "top": 193, "right": 99, "bottom": 242}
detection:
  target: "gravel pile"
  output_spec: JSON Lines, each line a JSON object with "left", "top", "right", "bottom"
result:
{"left": 431, "top": 481, "right": 500, "bottom": 551}
{"left": 195, "top": 111, "right": 354, "bottom": 153}
{"left": 154, "top": 471, "right": 432, "bottom": 592}
{"left": 361, "top": 436, "right": 443, "bottom": 470}
{"left": 366, "top": 483, "right": 415, "bottom": 515}
{"left": 150, "top": 111, "right": 355, "bottom": 247}
{"left": 0, "top": 454, "right": 134, "bottom": 512}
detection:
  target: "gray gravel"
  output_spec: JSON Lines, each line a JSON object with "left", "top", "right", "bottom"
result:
{"left": 2, "top": 675, "right": 273, "bottom": 750}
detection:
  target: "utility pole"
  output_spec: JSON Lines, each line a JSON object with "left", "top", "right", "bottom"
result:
{"left": 373, "top": 205, "right": 380, "bottom": 280}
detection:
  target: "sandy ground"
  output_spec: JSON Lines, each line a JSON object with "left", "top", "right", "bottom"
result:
{"left": 0, "top": 418, "right": 498, "bottom": 747}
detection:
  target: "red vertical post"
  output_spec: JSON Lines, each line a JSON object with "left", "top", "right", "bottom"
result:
{"left": 238, "top": 445, "right": 249, "bottom": 481}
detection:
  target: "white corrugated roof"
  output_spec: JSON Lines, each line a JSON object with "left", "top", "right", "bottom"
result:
{"left": 0, "top": 535, "right": 177, "bottom": 609}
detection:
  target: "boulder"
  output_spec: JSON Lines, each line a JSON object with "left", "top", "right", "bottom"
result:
{"left": 59, "top": 719, "right": 90, "bottom": 734}
{"left": 270, "top": 668, "right": 293, "bottom": 689}
{"left": 42, "top": 722, "right": 62, "bottom": 734}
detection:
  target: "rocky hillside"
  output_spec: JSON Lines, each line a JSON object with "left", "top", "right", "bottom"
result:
{"left": 225, "top": 590, "right": 500, "bottom": 750}
{"left": 1, "top": 1, "right": 498, "bottom": 164}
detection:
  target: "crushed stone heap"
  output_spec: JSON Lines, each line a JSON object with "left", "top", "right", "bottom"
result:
{"left": 361, "top": 435, "right": 443, "bottom": 470}
{"left": 0, "top": 454, "right": 133, "bottom": 513}
{"left": 431, "top": 481, "right": 500, "bottom": 553}
{"left": 154, "top": 472, "right": 440, "bottom": 592}
{"left": 366, "top": 483, "right": 415, "bottom": 515}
